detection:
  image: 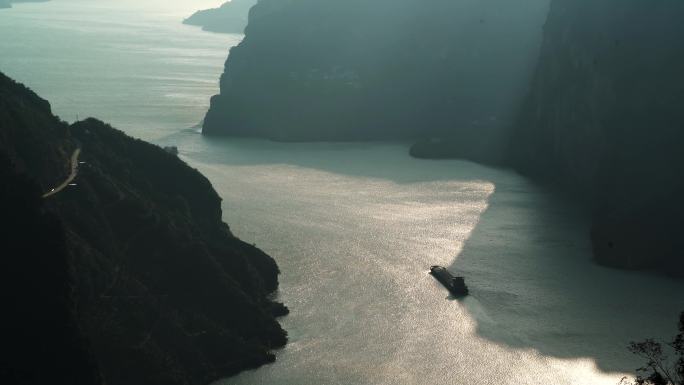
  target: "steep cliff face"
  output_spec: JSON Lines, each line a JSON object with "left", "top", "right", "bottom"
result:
{"left": 184, "top": 0, "right": 256, "bottom": 34}
{"left": 203, "top": 0, "right": 548, "bottom": 142}
{"left": 0, "top": 72, "right": 288, "bottom": 385}
{"left": 511, "top": 0, "right": 684, "bottom": 274}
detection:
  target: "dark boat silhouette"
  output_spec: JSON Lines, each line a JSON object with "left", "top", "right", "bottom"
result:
{"left": 429, "top": 265, "right": 469, "bottom": 297}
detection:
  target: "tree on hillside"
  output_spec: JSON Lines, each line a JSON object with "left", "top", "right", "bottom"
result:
{"left": 622, "top": 312, "right": 684, "bottom": 385}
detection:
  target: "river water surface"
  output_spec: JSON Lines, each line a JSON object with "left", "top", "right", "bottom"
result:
{"left": 1, "top": 1, "right": 683, "bottom": 384}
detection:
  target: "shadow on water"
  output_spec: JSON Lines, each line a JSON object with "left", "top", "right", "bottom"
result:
{"left": 160, "top": 132, "right": 503, "bottom": 184}
{"left": 169, "top": 133, "right": 684, "bottom": 375}
{"left": 450, "top": 179, "right": 684, "bottom": 373}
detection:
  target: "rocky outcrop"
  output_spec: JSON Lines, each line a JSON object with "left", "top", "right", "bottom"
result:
{"left": 203, "top": 0, "right": 549, "bottom": 143}
{"left": 511, "top": 0, "right": 684, "bottom": 275}
{"left": 184, "top": 0, "right": 256, "bottom": 34}
{"left": 0, "top": 71, "right": 288, "bottom": 385}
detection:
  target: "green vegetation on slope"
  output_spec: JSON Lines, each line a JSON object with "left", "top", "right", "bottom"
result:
{"left": 0, "top": 71, "right": 288, "bottom": 385}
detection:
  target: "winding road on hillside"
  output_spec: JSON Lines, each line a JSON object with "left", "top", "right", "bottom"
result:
{"left": 43, "top": 148, "right": 81, "bottom": 198}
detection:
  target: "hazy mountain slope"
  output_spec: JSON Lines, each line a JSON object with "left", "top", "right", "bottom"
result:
{"left": 0, "top": 71, "right": 288, "bottom": 385}
{"left": 203, "top": 0, "right": 548, "bottom": 143}
{"left": 511, "top": 0, "right": 684, "bottom": 274}
{"left": 184, "top": 0, "right": 256, "bottom": 34}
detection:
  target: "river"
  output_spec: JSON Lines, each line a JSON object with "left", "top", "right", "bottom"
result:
{"left": 1, "top": 1, "right": 683, "bottom": 384}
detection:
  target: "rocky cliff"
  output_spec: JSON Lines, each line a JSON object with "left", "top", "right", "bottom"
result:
{"left": 511, "top": 0, "right": 684, "bottom": 274}
{"left": 184, "top": 0, "right": 256, "bottom": 34}
{"left": 203, "top": 0, "right": 548, "bottom": 142}
{"left": 0, "top": 71, "right": 288, "bottom": 385}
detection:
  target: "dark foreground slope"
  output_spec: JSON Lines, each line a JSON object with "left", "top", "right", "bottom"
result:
{"left": 0, "top": 155, "right": 102, "bottom": 384}
{"left": 0, "top": 71, "right": 287, "bottom": 385}
{"left": 203, "top": 0, "right": 548, "bottom": 142}
{"left": 184, "top": 0, "right": 256, "bottom": 34}
{"left": 511, "top": 0, "right": 684, "bottom": 274}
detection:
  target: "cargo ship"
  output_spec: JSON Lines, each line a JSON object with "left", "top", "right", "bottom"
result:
{"left": 429, "top": 265, "right": 469, "bottom": 297}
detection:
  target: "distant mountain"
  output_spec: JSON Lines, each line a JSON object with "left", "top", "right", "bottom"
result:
{"left": 184, "top": 0, "right": 257, "bottom": 34}
{"left": 0, "top": 71, "right": 288, "bottom": 385}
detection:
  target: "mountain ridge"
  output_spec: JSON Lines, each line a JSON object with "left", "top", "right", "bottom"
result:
{"left": 0, "top": 71, "right": 289, "bottom": 385}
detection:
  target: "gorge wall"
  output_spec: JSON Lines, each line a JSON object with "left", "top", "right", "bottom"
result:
{"left": 203, "top": 0, "right": 549, "bottom": 146}
{"left": 204, "top": 0, "right": 684, "bottom": 275}
{"left": 511, "top": 0, "right": 684, "bottom": 274}
{"left": 0, "top": 71, "right": 288, "bottom": 385}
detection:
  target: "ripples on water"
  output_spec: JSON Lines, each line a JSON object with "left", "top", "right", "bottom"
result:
{"left": 1, "top": 2, "right": 684, "bottom": 384}
{"left": 182, "top": 138, "right": 684, "bottom": 385}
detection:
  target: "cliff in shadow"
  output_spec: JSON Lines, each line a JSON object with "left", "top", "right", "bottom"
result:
{"left": 0, "top": 71, "right": 288, "bottom": 385}
{"left": 184, "top": 0, "right": 256, "bottom": 34}
{"left": 203, "top": 0, "right": 548, "bottom": 143}
{"left": 511, "top": 0, "right": 684, "bottom": 275}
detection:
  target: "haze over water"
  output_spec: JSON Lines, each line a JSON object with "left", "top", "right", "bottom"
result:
{"left": 1, "top": 1, "right": 683, "bottom": 384}
{"left": 0, "top": 0, "right": 235, "bottom": 140}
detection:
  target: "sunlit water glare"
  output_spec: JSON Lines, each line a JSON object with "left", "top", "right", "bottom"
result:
{"left": 1, "top": 1, "right": 683, "bottom": 384}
